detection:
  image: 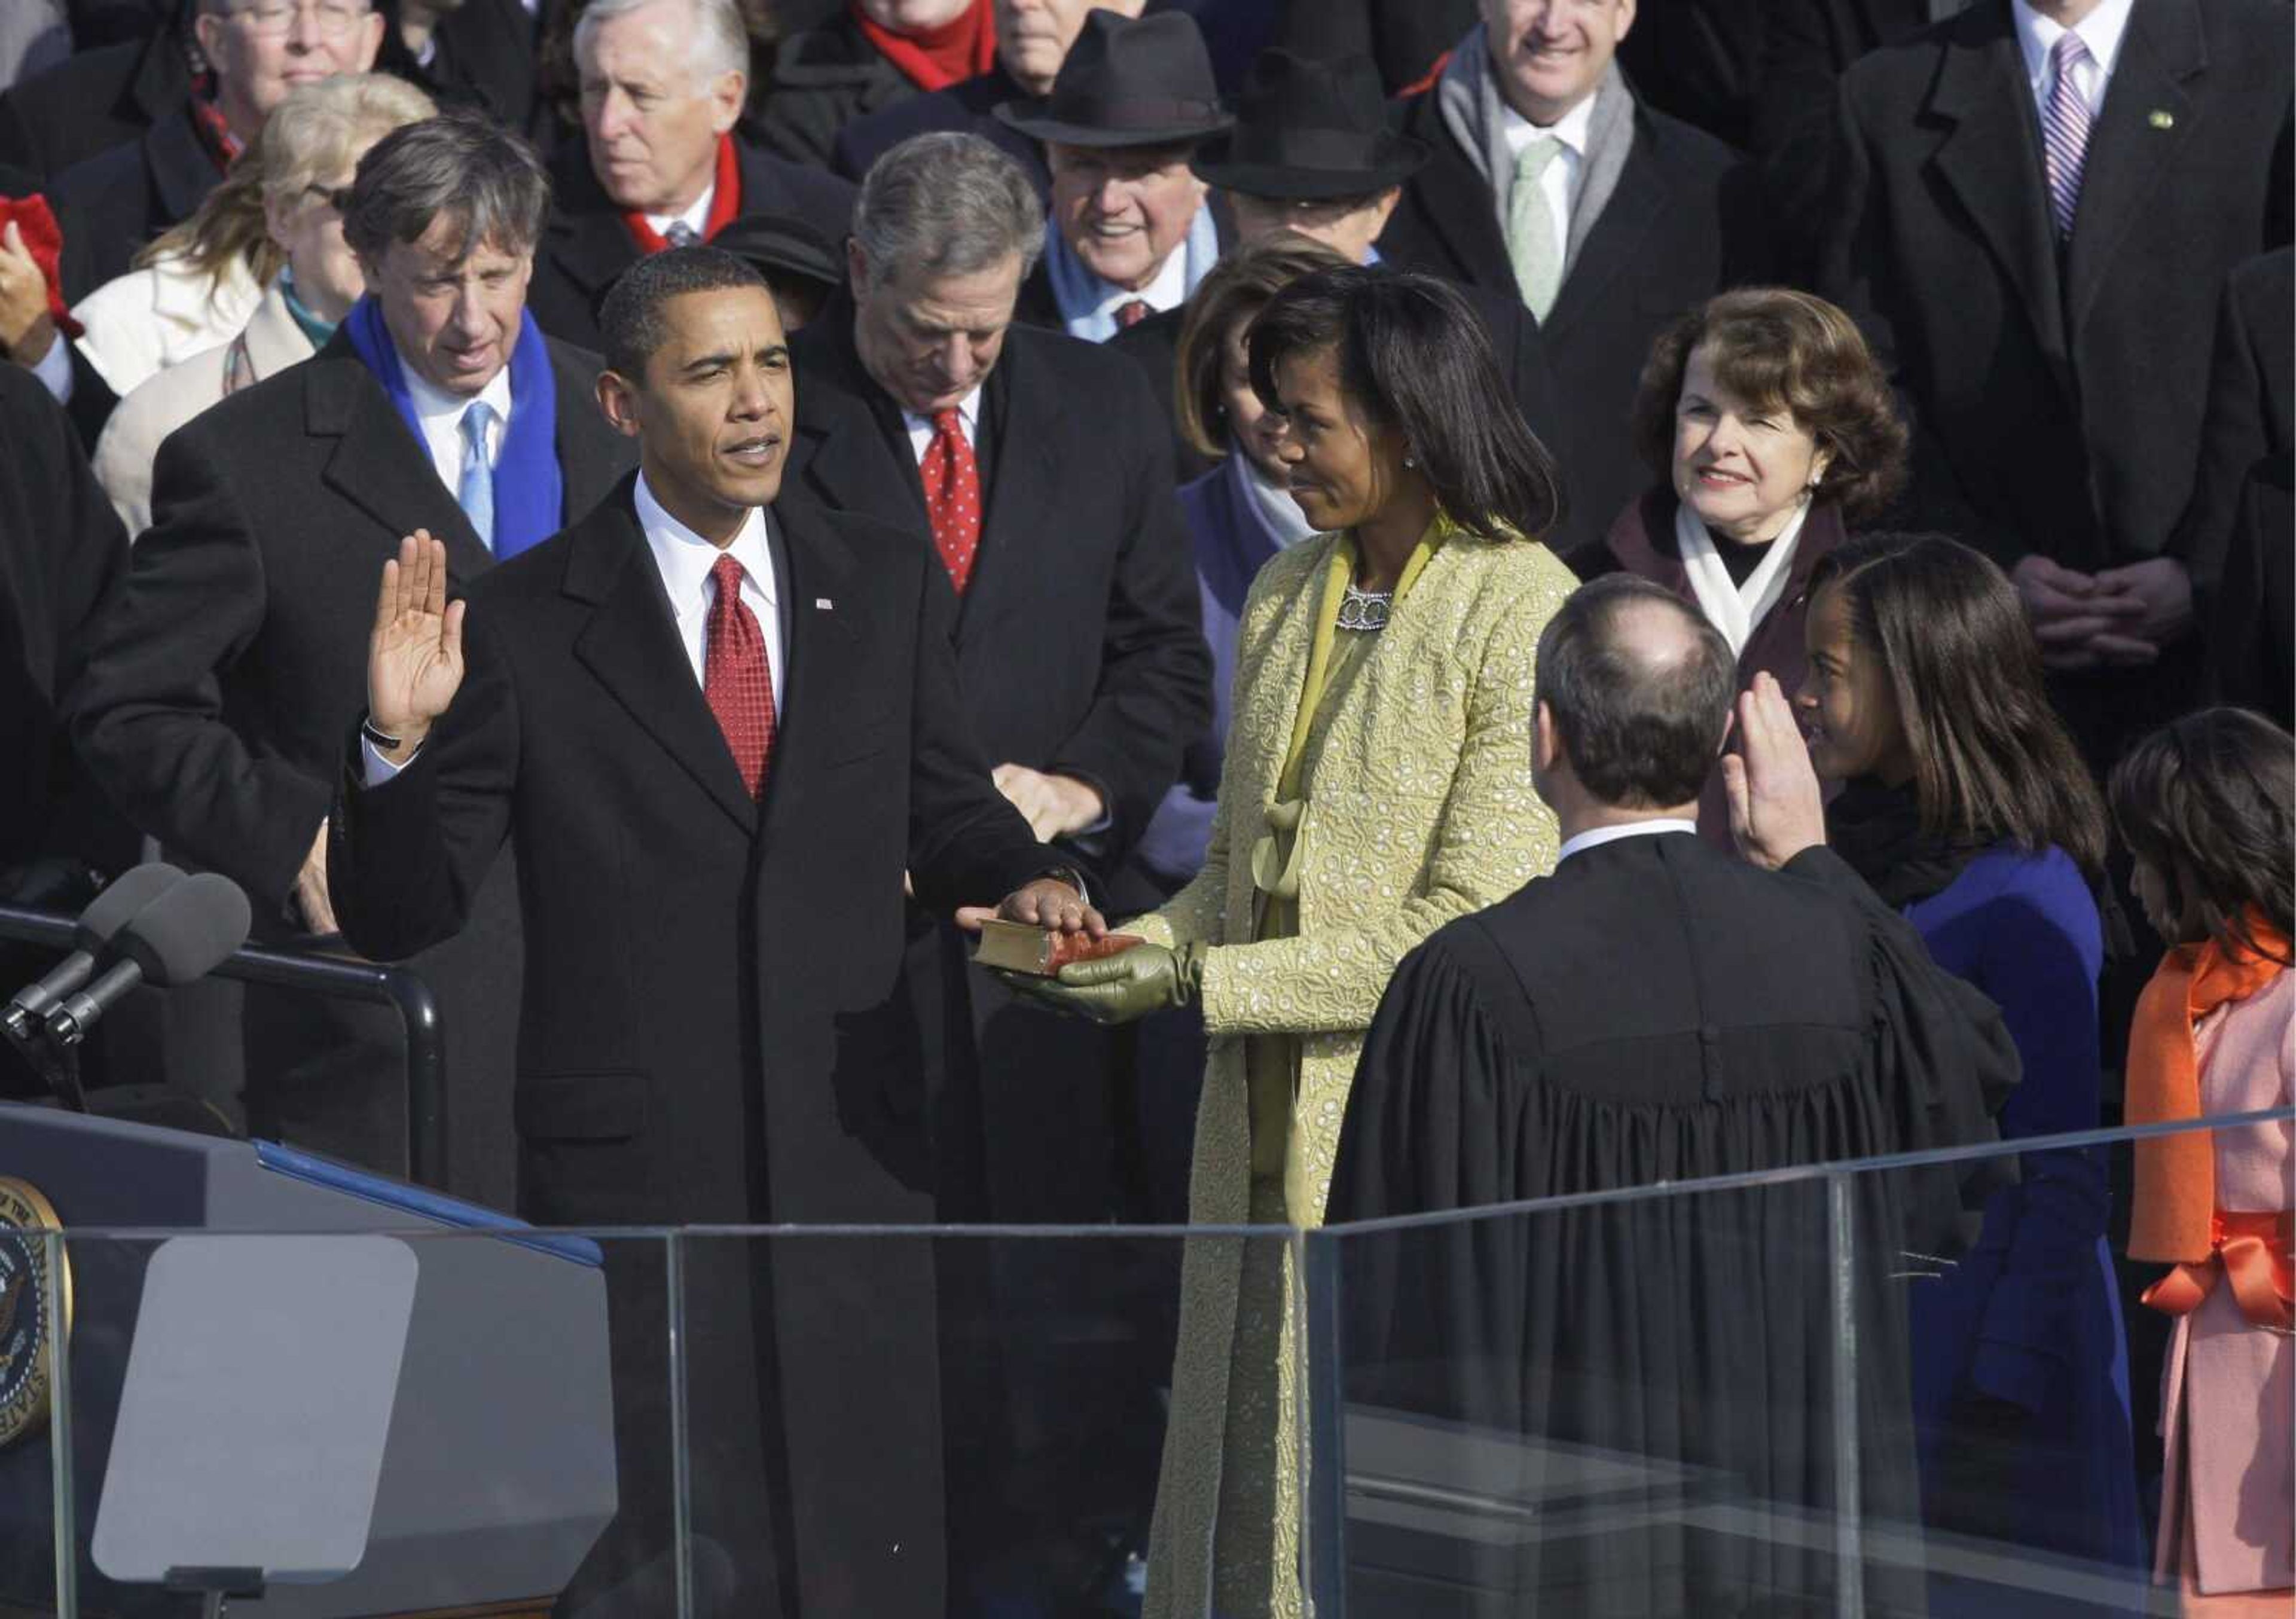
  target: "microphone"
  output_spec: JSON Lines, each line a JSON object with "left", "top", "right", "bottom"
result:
{"left": 45, "top": 873, "right": 252, "bottom": 1047}
{"left": 4, "top": 862, "right": 186, "bottom": 1039}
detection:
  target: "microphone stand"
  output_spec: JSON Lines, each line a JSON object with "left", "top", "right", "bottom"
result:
{"left": 1, "top": 1004, "right": 87, "bottom": 1112}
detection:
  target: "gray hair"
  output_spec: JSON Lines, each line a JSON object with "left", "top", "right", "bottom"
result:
{"left": 854, "top": 133, "right": 1045, "bottom": 289}
{"left": 342, "top": 111, "right": 551, "bottom": 264}
{"left": 261, "top": 73, "right": 436, "bottom": 210}
{"left": 573, "top": 0, "right": 748, "bottom": 91}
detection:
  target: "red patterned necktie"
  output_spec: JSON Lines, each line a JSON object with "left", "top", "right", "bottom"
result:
{"left": 704, "top": 553, "right": 774, "bottom": 799}
{"left": 919, "top": 408, "right": 982, "bottom": 593}
{"left": 1115, "top": 298, "right": 1152, "bottom": 330}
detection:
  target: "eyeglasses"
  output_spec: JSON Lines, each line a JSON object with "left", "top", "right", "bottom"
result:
{"left": 224, "top": 0, "right": 373, "bottom": 39}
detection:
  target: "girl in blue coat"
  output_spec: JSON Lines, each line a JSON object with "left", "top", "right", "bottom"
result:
{"left": 1796, "top": 533, "right": 2147, "bottom": 1612}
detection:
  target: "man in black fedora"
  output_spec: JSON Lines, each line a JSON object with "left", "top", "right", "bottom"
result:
{"left": 709, "top": 210, "right": 843, "bottom": 331}
{"left": 1195, "top": 44, "right": 1424, "bottom": 264}
{"left": 996, "top": 8, "right": 1232, "bottom": 340}
{"left": 1111, "top": 46, "right": 1564, "bottom": 484}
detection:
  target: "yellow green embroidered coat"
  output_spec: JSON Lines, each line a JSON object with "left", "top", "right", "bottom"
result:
{"left": 1135, "top": 525, "right": 1575, "bottom": 1617}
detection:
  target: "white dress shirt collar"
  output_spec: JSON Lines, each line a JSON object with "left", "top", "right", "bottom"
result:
{"left": 1500, "top": 87, "right": 1598, "bottom": 160}
{"left": 1083, "top": 242, "right": 1190, "bottom": 326}
{"left": 399, "top": 356, "right": 514, "bottom": 497}
{"left": 642, "top": 179, "right": 716, "bottom": 244}
{"left": 402, "top": 359, "right": 512, "bottom": 435}
{"left": 633, "top": 471, "right": 784, "bottom": 714}
{"left": 901, "top": 385, "right": 985, "bottom": 461}
{"left": 2014, "top": 0, "right": 2136, "bottom": 106}
{"left": 1556, "top": 818, "right": 1699, "bottom": 865}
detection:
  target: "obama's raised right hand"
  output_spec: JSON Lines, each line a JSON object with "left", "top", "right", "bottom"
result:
{"left": 366, "top": 530, "right": 466, "bottom": 767}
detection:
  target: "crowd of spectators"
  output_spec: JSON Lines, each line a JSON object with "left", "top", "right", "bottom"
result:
{"left": 0, "top": 2, "right": 2286, "bottom": 1615}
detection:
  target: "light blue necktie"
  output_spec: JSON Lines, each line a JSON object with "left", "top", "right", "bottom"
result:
{"left": 457, "top": 400, "right": 497, "bottom": 551}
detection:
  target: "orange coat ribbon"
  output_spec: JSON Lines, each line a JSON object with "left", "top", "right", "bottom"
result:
{"left": 2140, "top": 1209, "right": 2294, "bottom": 1330}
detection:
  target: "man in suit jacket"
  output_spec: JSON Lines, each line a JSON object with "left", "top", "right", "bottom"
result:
{"left": 334, "top": 245, "right": 1100, "bottom": 1619}
{"left": 53, "top": 0, "right": 387, "bottom": 287}
{"left": 396, "top": 0, "right": 557, "bottom": 139}
{"left": 1114, "top": 46, "right": 1561, "bottom": 484}
{"left": 1821, "top": 0, "right": 2292, "bottom": 762}
{"left": 786, "top": 130, "right": 1206, "bottom": 1587}
{"left": 523, "top": 0, "right": 854, "bottom": 352}
{"left": 0, "top": 16, "right": 186, "bottom": 178}
{"left": 1000, "top": 10, "right": 1232, "bottom": 340}
{"left": 787, "top": 130, "right": 1206, "bottom": 1222}
{"left": 1754, "top": 0, "right": 1955, "bottom": 280}
{"left": 2178, "top": 246, "right": 2292, "bottom": 727}
{"left": 1330, "top": 581, "right": 2018, "bottom": 1617}
{"left": 0, "top": 364, "right": 130, "bottom": 897}
{"left": 67, "top": 114, "right": 631, "bottom": 1206}
{"left": 756, "top": 0, "right": 968, "bottom": 169}
{"left": 1376, "top": 2, "right": 1764, "bottom": 558}
{"left": 830, "top": 0, "right": 1148, "bottom": 193}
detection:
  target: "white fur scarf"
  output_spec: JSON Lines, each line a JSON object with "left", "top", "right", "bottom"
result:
{"left": 1673, "top": 498, "right": 1812, "bottom": 658}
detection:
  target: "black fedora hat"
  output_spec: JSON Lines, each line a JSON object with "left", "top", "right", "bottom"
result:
{"left": 711, "top": 212, "right": 844, "bottom": 298}
{"left": 994, "top": 10, "right": 1232, "bottom": 149}
{"left": 1191, "top": 50, "right": 1428, "bottom": 201}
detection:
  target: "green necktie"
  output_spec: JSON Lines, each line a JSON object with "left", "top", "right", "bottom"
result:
{"left": 1507, "top": 134, "right": 1564, "bottom": 322}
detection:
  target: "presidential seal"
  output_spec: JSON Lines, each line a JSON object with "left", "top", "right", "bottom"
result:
{"left": 0, "top": 1176, "right": 67, "bottom": 1449}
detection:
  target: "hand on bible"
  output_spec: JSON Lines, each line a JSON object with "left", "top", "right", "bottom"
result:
{"left": 367, "top": 532, "right": 466, "bottom": 764}
{"left": 955, "top": 878, "right": 1107, "bottom": 938}
{"left": 1722, "top": 673, "right": 1827, "bottom": 871}
{"left": 1010, "top": 943, "right": 1202, "bottom": 1026}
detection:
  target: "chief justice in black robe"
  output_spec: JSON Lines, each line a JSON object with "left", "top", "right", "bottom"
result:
{"left": 1328, "top": 582, "right": 2019, "bottom": 1618}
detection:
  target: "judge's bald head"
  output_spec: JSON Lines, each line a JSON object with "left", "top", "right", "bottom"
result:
{"left": 1535, "top": 578, "right": 1736, "bottom": 811}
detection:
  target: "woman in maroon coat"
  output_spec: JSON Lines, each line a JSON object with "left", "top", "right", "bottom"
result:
{"left": 1576, "top": 286, "right": 1907, "bottom": 843}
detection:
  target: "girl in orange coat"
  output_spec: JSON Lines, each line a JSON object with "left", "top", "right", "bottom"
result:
{"left": 2109, "top": 708, "right": 2294, "bottom": 1615}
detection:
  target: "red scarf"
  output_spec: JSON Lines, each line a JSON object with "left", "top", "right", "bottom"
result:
{"left": 0, "top": 196, "right": 83, "bottom": 338}
{"left": 619, "top": 134, "right": 743, "bottom": 255}
{"left": 188, "top": 78, "right": 245, "bottom": 174}
{"left": 851, "top": 0, "right": 996, "bottom": 93}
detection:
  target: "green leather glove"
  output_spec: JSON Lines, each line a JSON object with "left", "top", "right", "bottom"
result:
{"left": 1002, "top": 942, "right": 1204, "bottom": 1026}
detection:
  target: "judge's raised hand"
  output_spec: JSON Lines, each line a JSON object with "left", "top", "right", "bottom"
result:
{"left": 367, "top": 531, "right": 466, "bottom": 764}
{"left": 1721, "top": 672, "right": 1828, "bottom": 871}
{"left": 991, "top": 764, "right": 1106, "bottom": 842}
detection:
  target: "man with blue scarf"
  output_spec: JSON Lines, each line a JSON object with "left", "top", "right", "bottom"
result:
{"left": 997, "top": 8, "right": 1230, "bottom": 340}
{"left": 68, "top": 111, "right": 633, "bottom": 1203}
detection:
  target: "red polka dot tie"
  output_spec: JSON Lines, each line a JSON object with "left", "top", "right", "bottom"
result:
{"left": 920, "top": 408, "right": 982, "bottom": 593}
{"left": 703, "top": 553, "right": 774, "bottom": 800}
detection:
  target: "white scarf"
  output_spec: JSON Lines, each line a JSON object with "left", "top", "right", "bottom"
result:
{"left": 1674, "top": 497, "right": 1812, "bottom": 658}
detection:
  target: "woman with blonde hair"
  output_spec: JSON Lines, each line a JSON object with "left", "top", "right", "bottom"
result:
{"left": 91, "top": 74, "right": 436, "bottom": 533}
{"left": 1016, "top": 264, "right": 1576, "bottom": 1618}
{"left": 72, "top": 72, "right": 436, "bottom": 404}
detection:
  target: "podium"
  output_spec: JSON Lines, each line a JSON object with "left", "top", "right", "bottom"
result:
{"left": 0, "top": 1105, "right": 616, "bottom": 1617}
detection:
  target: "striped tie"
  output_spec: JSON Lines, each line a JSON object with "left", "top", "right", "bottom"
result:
{"left": 2041, "top": 32, "right": 2094, "bottom": 239}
